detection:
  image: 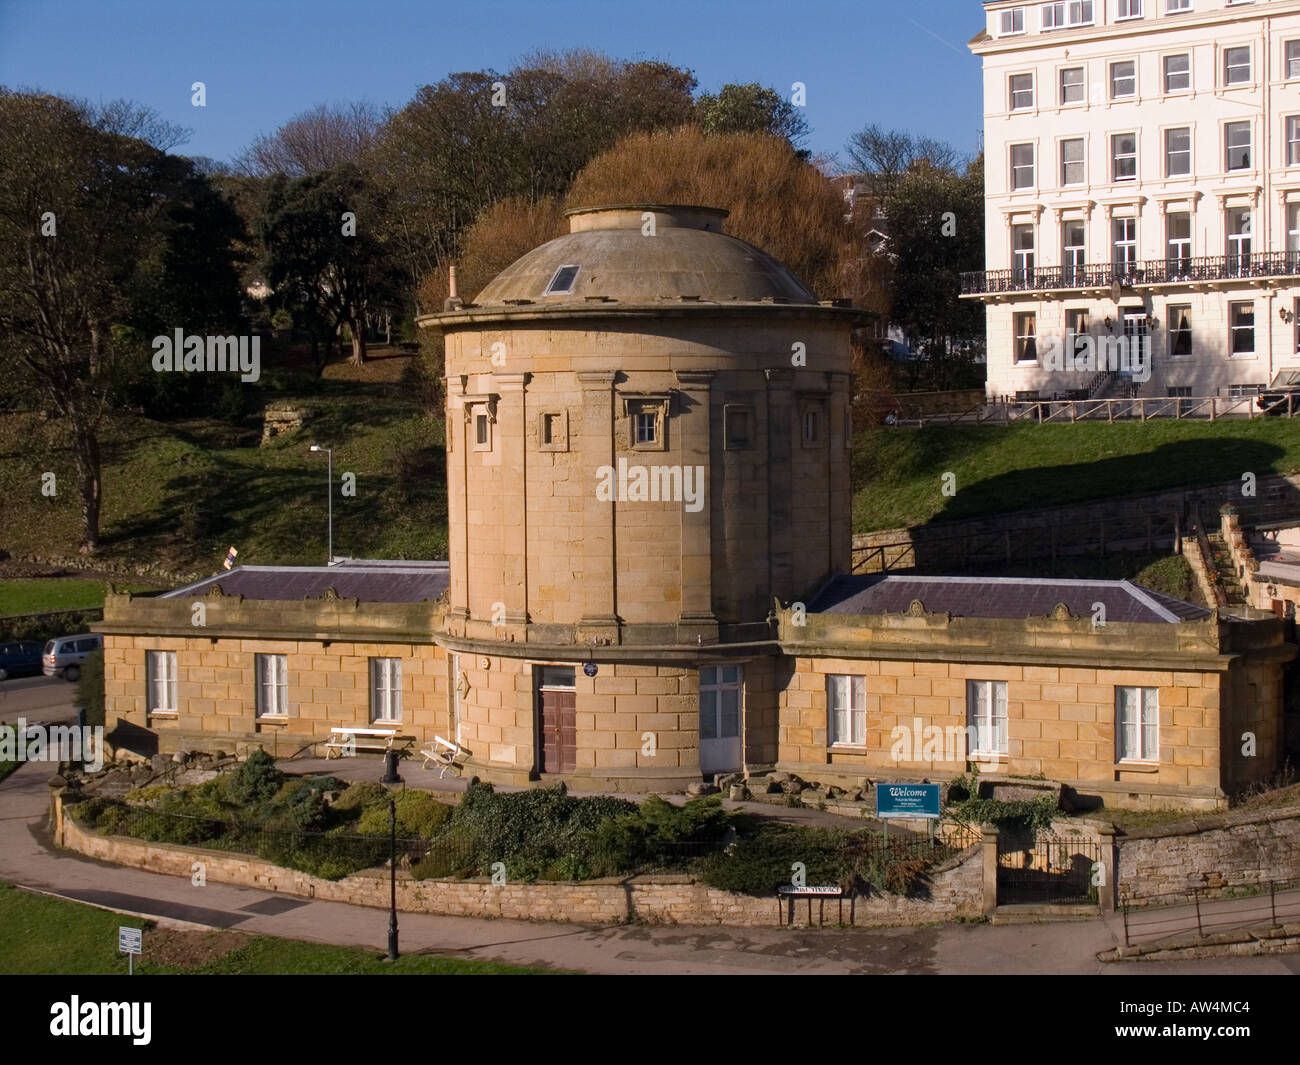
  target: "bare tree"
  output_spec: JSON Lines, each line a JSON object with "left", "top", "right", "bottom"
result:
{"left": 845, "top": 124, "right": 961, "bottom": 198}
{"left": 236, "top": 101, "right": 384, "bottom": 178}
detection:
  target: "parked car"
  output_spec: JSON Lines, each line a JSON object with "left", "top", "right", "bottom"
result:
{"left": 1256, "top": 370, "right": 1300, "bottom": 414}
{"left": 0, "top": 641, "right": 43, "bottom": 680}
{"left": 42, "top": 633, "right": 102, "bottom": 682}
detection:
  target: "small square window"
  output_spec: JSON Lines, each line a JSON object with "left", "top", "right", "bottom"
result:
{"left": 636, "top": 412, "right": 657, "bottom": 444}
{"left": 545, "top": 264, "right": 580, "bottom": 295}
{"left": 724, "top": 404, "right": 753, "bottom": 449}
{"left": 538, "top": 410, "right": 568, "bottom": 452}
{"left": 623, "top": 396, "right": 669, "bottom": 451}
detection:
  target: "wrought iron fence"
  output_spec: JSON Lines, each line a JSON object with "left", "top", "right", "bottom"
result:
{"left": 1120, "top": 876, "right": 1300, "bottom": 947}
{"left": 996, "top": 832, "right": 1100, "bottom": 905}
{"left": 962, "top": 253, "right": 1300, "bottom": 296}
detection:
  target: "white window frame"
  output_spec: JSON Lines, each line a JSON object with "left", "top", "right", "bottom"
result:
{"left": 1166, "top": 211, "right": 1192, "bottom": 273}
{"left": 1168, "top": 304, "right": 1193, "bottom": 356}
{"left": 1012, "top": 223, "right": 1036, "bottom": 279}
{"left": 1113, "top": 217, "right": 1138, "bottom": 266}
{"left": 1062, "top": 221, "right": 1087, "bottom": 281}
{"left": 1163, "top": 53, "right": 1190, "bottom": 93}
{"left": 255, "top": 653, "right": 288, "bottom": 719}
{"left": 370, "top": 657, "right": 402, "bottom": 723}
{"left": 1287, "top": 39, "right": 1300, "bottom": 80}
{"left": 146, "top": 650, "right": 177, "bottom": 716}
{"left": 1040, "top": 1, "right": 1094, "bottom": 30}
{"left": 700, "top": 665, "right": 742, "bottom": 742}
{"left": 1287, "top": 202, "right": 1300, "bottom": 258}
{"left": 1010, "top": 142, "right": 1035, "bottom": 190}
{"left": 827, "top": 674, "right": 866, "bottom": 747}
{"left": 1164, "top": 126, "right": 1191, "bottom": 177}
{"left": 1009, "top": 73, "right": 1034, "bottom": 111}
{"left": 1229, "top": 300, "right": 1256, "bottom": 356}
{"left": 1287, "top": 117, "right": 1300, "bottom": 166}
{"left": 1060, "top": 138, "right": 1085, "bottom": 185}
{"left": 1116, "top": 685, "right": 1158, "bottom": 762}
{"left": 1226, "top": 206, "right": 1252, "bottom": 267}
{"left": 1110, "top": 59, "right": 1137, "bottom": 99}
{"left": 1165, "top": 0, "right": 1191, "bottom": 12}
{"left": 1225, "top": 121, "right": 1252, "bottom": 172}
{"left": 1112, "top": 132, "right": 1137, "bottom": 181}
{"left": 1000, "top": 6, "right": 1026, "bottom": 34}
{"left": 1117, "top": 0, "right": 1142, "bottom": 17}
{"left": 1223, "top": 45, "right": 1251, "bottom": 87}
{"left": 966, "top": 680, "right": 1008, "bottom": 756}
{"left": 1060, "top": 65, "right": 1086, "bottom": 104}
{"left": 1014, "top": 311, "right": 1038, "bottom": 363}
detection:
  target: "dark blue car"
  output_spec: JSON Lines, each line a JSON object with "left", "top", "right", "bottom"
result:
{"left": 0, "top": 641, "right": 43, "bottom": 680}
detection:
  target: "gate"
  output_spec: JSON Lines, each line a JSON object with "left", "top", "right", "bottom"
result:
{"left": 997, "top": 833, "right": 1100, "bottom": 905}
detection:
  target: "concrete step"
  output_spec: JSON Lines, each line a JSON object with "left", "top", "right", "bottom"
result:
{"left": 991, "top": 903, "right": 1100, "bottom": 925}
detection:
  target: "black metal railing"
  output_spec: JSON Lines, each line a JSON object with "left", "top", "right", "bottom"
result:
{"left": 1120, "top": 876, "right": 1300, "bottom": 947}
{"left": 962, "top": 253, "right": 1300, "bottom": 295}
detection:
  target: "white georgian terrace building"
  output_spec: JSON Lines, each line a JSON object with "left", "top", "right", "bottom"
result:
{"left": 966, "top": 0, "right": 1300, "bottom": 402}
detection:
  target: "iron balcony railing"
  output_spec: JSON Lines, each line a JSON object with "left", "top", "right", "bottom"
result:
{"left": 961, "top": 253, "right": 1300, "bottom": 295}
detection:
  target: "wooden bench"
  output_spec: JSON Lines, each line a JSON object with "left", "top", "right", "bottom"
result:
{"left": 420, "top": 734, "right": 470, "bottom": 777}
{"left": 323, "top": 727, "right": 413, "bottom": 759}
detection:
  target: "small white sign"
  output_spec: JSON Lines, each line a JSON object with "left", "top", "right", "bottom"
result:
{"left": 118, "top": 926, "right": 142, "bottom": 955}
{"left": 778, "top": 885, "right": 842, "bottom": 896}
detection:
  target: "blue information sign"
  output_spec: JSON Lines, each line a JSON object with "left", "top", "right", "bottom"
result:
{"left": 875, "top": 783, "right": 941, "bottom": 820}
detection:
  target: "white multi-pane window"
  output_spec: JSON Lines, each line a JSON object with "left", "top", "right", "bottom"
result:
{"left": 1041, "top": 1, "right": 1094, "bottom": 30}
{"left": 1288, "top": 203, "right": 1300, "bottom": 259}
{"left": 699, "top": 666, "right": 741, "bottom": 741}
{"left": 1116, "top": 686, "right": 1158, "bottom": 762}
{"left": 1014, "top": 312, "right": 1038, "bottom": 362}
{"left": 1009, "top": 73, "right": 1034, "bottom": 110}
{"left": 1165, "top": 0, "right": 1191, "bottom": 11}
{"left": 1010, "top": 143, "right": 1035, "bottom": 189}
{"left": 255, "top": 653, "right": 288, "bottom": 718}
{"left": 1164, "top": 127, "right": 1191, "bottom": 177}
{"left": 1118, "top": 0, "right": 1142, "bottom": 15}
{"left": 146, "top": 650, "right": 177, "bottom": 715}
{"left": 1287, "top": 117, "right": 1300, "bottom": 166}
{"left": 1287, "top": 40, "right": 1300, "bottom": 79}
{"left": 1060, "top": 138, "right": 1085, "bottom": 185}
{"left": 1163, "top": 53, "right": 1190, "bottom": 92}
{"left": 1225, "top": 122, "right": 1251, "bottom": 171}
{"left": 1223, "top": 46, "right": 1251, "bottom": 86}
{"left": 1000, "top": 6, "right": 1026, "bottom": 34}
{"left": 1230, "top": 301, "right": 1255, "bottom": 355}
{"left": 370, "top": 657, "right": 402, "bottom": 722}
{"left": 1112, "top": 133, "right": 1137, "bottom": 181}
{"left": 1012, "top": 224, "right": 1036, "bottom": 279}
{"left": 966, "top": 681, "right": 1008, "bottom": 756}
{"left": 1226, "top": 207, "right": 1252, "bottom": 270}
{"left": 1113, "top": 217, "right": 1138, "bottom": 266}
{"left": 1060, "top": 66, "right": 1085, "bottom": 104}
{"left": 1062, "top": 221, "right": 1086, "bottom": 282}
{"left": 1168, "top": 305, "right": 1193, "bottom": 356}
{"left": 827, "top": 674, "right": 865, "bottom": 746}
{"left": 1166, "top": 211, "right": 1192, "bottom": 273}
{"left": 1110, "top": 60, "right": 1136, "bottom": 98}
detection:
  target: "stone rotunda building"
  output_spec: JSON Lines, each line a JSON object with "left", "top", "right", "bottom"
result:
{"left": 97, "top": 204, "right": 1292, "bottom": 810}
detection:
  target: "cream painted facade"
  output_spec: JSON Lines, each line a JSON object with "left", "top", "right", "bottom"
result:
{"left": 969, "top": 0, "right": 1300, "bottom": 401}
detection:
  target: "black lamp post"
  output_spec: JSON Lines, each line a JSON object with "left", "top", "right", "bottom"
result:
{"left": 380, "top": 749, "right": 404, "bottom": 961}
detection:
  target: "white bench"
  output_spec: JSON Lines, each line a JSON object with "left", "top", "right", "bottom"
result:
{"left": 323, "top": 727, "right": 412, "bottom": 759}
{"left": 420, "top": 734, "right": 469, "bottom": 777}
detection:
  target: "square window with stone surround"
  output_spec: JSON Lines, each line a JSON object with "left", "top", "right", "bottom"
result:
{"left": 621, "top": 395, "right": 670, "bottom": 452}
{"left": 800, "top": 400, "right": 826, "bottom": 448}
{"left": 538, "top": 410, "right": 568, "bottom": 452}
{"left": 724, "top": 404, "right": 753, "bottom": 449}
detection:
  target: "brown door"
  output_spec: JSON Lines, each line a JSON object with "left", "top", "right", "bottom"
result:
{"left": 539, "top": 688, "right": 576, "bottom": 774}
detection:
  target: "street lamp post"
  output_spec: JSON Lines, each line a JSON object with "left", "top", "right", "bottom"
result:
{"left": 380, "top": 749, "right": 404, "bottom": 961}
{"left": 308, "top": 445, "right": 332, "bottom": 563}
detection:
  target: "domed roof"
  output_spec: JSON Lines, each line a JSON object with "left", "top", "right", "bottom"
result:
{"left": 471, "top": 204, "right": 817, "bottom": 306}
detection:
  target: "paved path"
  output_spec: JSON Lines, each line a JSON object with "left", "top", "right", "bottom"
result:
{"left": 0, "top": 674, "right": 77, "bottom": 726}
{"left": 1, "top": 758, "right": 1296, "bottom": 974}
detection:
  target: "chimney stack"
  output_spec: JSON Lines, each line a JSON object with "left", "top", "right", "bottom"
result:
{"left": 444, "top": 263, "right": 463, "bottom": 310}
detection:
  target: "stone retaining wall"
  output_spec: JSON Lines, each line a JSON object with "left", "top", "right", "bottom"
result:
{"left": 52, "top": 792, "right": 984, "bottom": 927}
{"left": 1118, "top": 806, "right": 1300, "bottom": 900}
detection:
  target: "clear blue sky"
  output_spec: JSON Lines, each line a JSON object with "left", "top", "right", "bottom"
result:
{"left": 0, "top": 0, "right": 984, "bottom": 168}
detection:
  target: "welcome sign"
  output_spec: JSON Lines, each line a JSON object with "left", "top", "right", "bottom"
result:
{"left": 875, "top": 783, "right": 941, "bottom": 820}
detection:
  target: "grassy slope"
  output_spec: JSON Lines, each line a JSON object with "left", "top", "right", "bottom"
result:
{"left": 0, "top": 881, "right": 556, "bottom": 975}
{"left": 0, "top": 360, "right": 446, "bottom": 571}
{"left": 0, "top": 579, "right": 159, "bottom": 614}
{"left": 853, "top": 419, "right": 1300, "bottom": 532}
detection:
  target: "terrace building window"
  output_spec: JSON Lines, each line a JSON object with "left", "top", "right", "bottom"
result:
{"left": 1060, "top": 138, "right": 1085, "bottom": 185}
{"left": 1014, "top": 312, "right": 1038, "bottom": 363}
{"left": 1010, "top": 143, "right": 1035, "bottom": 189}
{"left": 1166, "top": 211, "right": 1192, "bottom": 276}
{"left": 1226, "top": 207, "right": 1252, "bottom": 273}
{"left": 967, "top": 680, "right": 1008, "bottom": 756}
{"left": 1287, "top": 117, "right": 1300, "bottom": 166}
{"left": 1000, "top": 6, "right": 1026, "bottom": 34}
{"left": 1113, "top": 217, "right": 1138, "bottom": 268}
{"left": 1223, "top": 46, "right": 1251, "bottom": 86}
{"left": 1288, "top": 203, "right": 1300, "bottom": 263}
{"left": 1009, "top": 73, "right": 1034, "bottom": 110}
{"left": 1166, "top": 0, "right": 1191, "bottom": 11}
{"left": 1168, "top": 305, "right": 1193, "bottom": 356}
{"left": 1062, "top": 221, "right": 1086, "bottom": 283}
{"left": 827, "top": 674, "right": 866, "bottom": 746}
{"left": 1287, "top": 40, "right": 1300, "bottom": 79}
{"left": 255, "top": 653, "right": 288, "bottom": 719}
{"left": 1230, "top": 301, "right": 1255, "bottom": 355}
{"left": 370, "top": 657, "right": 402, "bottom": 723}
{"left": 1164, "top": 126, "right": 1191, "bottom": 177}
{"left": 146, "top": 650, "right": 177, "bottom": 716}
{"left": 1225, "top": 121, "right": 1251, "bottom": 171}
{"left": 1110, "top": 60, "right": 1136, "bottom": 99}
{"left": 1163, "top": 53, "right": 1190, "bottom": 92}
{"left": 1060, "top": 66, "right": 1085, "bottom": 103}
{"left": 1112, "top": 133, "right": 1137, "bottom": 181}
{"left": 1040, "top": 1, "right": 1094, "bottom": 30}
{"left": 1116, "top": 686, "right": 1158, "bottom": 762}
{"left": 1012, "top": 223, "right": 1036, "bottom": 281}
{"left": 1117, "top": 0, "right": 1143, "bottom": 16}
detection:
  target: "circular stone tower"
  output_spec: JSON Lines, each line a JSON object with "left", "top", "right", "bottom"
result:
{"left": 418, "top": 204, "right": 864, "bottom": 790}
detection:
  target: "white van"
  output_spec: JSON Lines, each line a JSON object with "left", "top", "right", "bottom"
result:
{"left": 42, "top": 633, "right": 102, "bottom": 682}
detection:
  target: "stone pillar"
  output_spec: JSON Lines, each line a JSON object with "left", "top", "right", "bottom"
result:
{"left": 1096, "top": 822, "right": 1117, "bottom": 912}
{"left": 765, "top": 369, "right": 794, "bottom": 601}
{"left": 446, "top": 374, "right": 470, "bottom": 625}
{"left": 981, "top": 822, "right": 1000, "bottom": 916}
{"left": 577, "top": 371, "right": 619, "bottom": 643}
{"left": 494, "top": 372, "right": 530, "bottom": 629}
{"left": 827, "top": 370, "right": 852, "bottom": 575}
{"left": 675, "top": 370, "right": 718, "bottom": 642}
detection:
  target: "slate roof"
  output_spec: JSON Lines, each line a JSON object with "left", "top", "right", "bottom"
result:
{"left": 162, "top": 560, "right": 449, "bottom": 604}
{"left": 809, "top": 575, "right": 1211, "bottom": 623}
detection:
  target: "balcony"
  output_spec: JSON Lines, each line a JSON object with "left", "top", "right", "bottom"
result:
{"left": 961, "top": 254, "right": 1300, "bottom": 297}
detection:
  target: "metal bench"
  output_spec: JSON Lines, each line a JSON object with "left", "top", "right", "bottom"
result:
{"left": 419, "top": 734, "right": 469, "bottom": 777}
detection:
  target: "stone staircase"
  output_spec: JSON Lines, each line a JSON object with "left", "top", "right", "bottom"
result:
{"left": 1206, "top": 532, "right": 1250, "bottom": 610}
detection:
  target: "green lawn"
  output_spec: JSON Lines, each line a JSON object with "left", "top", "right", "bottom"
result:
{"left": 0, "top": 579, "right": 159, "bottom": 615}
{"left": 0, "top": 880, "right": 560, "bottom": 975}
{"left": 853, "top": 418, "right": 1300, "bottom": 532}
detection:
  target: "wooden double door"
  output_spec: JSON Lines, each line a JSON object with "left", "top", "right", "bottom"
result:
{"left": 537, "top": 667, "right": 576, "bottom": 774}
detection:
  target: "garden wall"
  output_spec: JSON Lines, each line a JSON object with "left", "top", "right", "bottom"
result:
{"left": 1117, "top": 806, "right": 1300, "bottom": 900}
{"left": 52, "top": 791, "right": 985, "bottom": 928}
